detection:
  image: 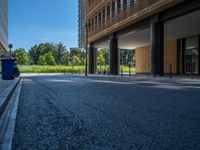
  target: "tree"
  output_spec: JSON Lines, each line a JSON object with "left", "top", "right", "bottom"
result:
{"left": 70, "top": 47, "right": 79, "bottom": 58}
{"left": 72, "top": 55, "right": 81, "bottom": 66}
{"left": 103, "top": 48, "right": 110, "bottom": 65}
{"left": 69, "top": 47, "right": 85, "bottom": 65}
{"left": 24, "top": 42, "right": 87, "bottom": 66}
{"left": 38, "top": 52, "right": 56, "bottom": 66}
{"left": 98, "top": 49, "right": 106, "bottom": 69}
{"left": 29, "top": 43, "right": 56, "bottom": 65}
{"left": 38, "top": 55, "right": 46, "bottom": 66}
{"left": 120, "top": 49, "right": 135, "bottom": 66}
{"left": 61, "top": 51, "right": 70, "bottom": 65}
{"left": 55, "top": 42, "right": 66, "bottom": 64}
{"left": 79, "top": 49, "right": 86, "bottom": 65}
{"left": 14, "top": 48, "right": 28, "bottom": 65}
{"left": 28, "top": 45, "right": 40, "bottom": 65}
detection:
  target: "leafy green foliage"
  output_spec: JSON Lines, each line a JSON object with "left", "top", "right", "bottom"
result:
{"left": 98, "top": 49, "right": 106, "bottom": 67}
{"left": 14, "top": 48, "right": 28, "bottom": 65}
{"left": 18, "top": 65, "right": 135, "bottom": 73}
{"left": 18, "top": 65, "right": 86, "bottom": 73}
{"left": 29, "top": 43, "right": 57, "bottom": 65}
{"left": 27, "top": 44, "right": 85, "bottom": 66}
{"left": 70, "top": 47, "right": 85, "bottom": 65}
{"left": 61, "top": 51, "right": 70, "bottom": 65}
{"left": 120, "top": 49, "right": 135, "bottom": 66}
{"left": 55, "top": 42, "right": 67, "bottom": 64}
{"left": 72, "top": 55, "right": 81, "bottom": 66}
{"left": 14, "top": 42, "right": 135, "bottom": 70}
{"left": 38, "top": 52, "right": 56, "bottom": 66}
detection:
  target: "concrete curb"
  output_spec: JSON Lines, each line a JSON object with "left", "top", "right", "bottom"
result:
{"left": 64, "top": 73, "right": 200, "bottom": 80}
{"left": 0, "top": 78, "right": 22, "bottom": 150}
{"left": 0, "top": 78, "right": 21, "bottom": 117}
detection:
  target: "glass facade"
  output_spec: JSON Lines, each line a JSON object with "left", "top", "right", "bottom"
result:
{"left": 78, "top": 0, "right": 86, "bottom": 49}
{"left": 0, "top": 0, "right": 8, "bottom": 54}
{"left": 178, "top": 36, "right": 200, "bottom": 74}
{"left": 185, "top": 36, "right": 199, "bottom": 74}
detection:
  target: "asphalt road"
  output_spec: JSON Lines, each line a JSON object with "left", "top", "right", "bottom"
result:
{"left": 12, "top": 75, "right": 200, "bottom": 149}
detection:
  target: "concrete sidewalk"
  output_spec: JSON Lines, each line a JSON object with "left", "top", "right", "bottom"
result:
{"left": 0, "top": 78, "right": 20, "bottom": 116}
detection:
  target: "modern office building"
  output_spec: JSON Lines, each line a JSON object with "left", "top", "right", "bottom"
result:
{"left": 0, "top": 0, "right": 8, "bottom": 56}
{"left": 78, "top": 0, "right": 86, "bottom": 49}
{"left": 80, "top": 0, "right": 200, "bottom": 75}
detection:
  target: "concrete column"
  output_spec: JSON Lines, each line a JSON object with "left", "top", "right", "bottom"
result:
{"left": 89, "top": 44, "right": 97, "bottom": 74}
{"left": 198, "top": 35, "right": 200, "bottom": 74}
{"left": 110, "top": 34, "right": 119, "bottom": 75}
{"left": 150, "top": 15, "right": 164, "bottom": 76}
{"left": 177, "top": 39, "right": 180, "bottom": 74}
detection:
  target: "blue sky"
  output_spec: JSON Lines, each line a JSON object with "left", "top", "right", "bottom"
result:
{"left": 9, "top": 0, "right": 78, "bottom": 51}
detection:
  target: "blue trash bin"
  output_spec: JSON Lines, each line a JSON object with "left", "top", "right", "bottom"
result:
{"left": 0, "top": 58, "right": 16, "bottom": 80}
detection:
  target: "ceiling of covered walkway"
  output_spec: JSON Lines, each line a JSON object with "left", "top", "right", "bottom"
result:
{"left": 93, "top": 10, "right": 200, "bottom": 49}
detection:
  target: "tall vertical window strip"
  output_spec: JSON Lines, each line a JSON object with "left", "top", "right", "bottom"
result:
{"left": 178, "top": 36, "right": 200, "bottom": 74}
{"left": 0, "top": 0, "right": 8, "bottom": 53}
{"left": 78, "top": 0, "right": 86, "bottom": 48}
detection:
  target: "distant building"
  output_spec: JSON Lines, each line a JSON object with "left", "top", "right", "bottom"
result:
{"left": 80, "top": 0, "right": 200, "bottom": 75}
{"left": 78, "top": 0, "right": 85, "bottom": 49}
{"left": 0, "top": 0, "right": 8, "bottom": 56}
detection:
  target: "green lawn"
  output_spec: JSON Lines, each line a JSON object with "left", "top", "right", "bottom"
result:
{"left": 18, "top": 65, "right": 135, "bottom": 74}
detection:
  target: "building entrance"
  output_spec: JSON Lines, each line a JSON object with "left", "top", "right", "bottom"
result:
{"left": 184, "top": 36, "right": 199, "bottom": 74}
{"left": 178, "top": 36, "right": 200, "bottom": 74}
{"left": 185, "top": 49, "right": 198, "bottom": 74}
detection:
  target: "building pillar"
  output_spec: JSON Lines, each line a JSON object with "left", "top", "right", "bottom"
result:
{"left": 177, "top": 39, "right": 180, "bottom": 74}
{"left": 110, "top": 34, "right": 119, "bottom": 75}
{"left": 89, "top": 44, "right": 97, "bottom": 74}
{"left": 150, "top": 15, "right": 164, "bottom": 76}
{"left": 198, "top": 35, "right": 200, "bottom": 74}
{"left": 182, "top": 39, "right": 185, "bottom": 74}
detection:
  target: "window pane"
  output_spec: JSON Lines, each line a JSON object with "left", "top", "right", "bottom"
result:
{"left": 186, "top": 36, "right": 199, "bottom": 49}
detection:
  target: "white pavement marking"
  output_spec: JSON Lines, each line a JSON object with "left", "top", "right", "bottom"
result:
{"left": 89, "top": 80, "right": 137, "bottom": 85}
{"left": 21, "top": 73, "right": 64, "bottom": 77}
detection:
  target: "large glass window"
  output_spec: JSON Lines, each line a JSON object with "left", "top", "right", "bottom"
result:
{"left": 184, "top": 36, "right": 199, "bottom": 74}
{"left": 186, "top": 36, "right": 199, "bottom": 49}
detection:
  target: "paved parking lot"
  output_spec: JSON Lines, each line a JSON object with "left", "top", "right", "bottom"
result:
{"left": 12, "top": 75, "right": 200, "bottom": 149}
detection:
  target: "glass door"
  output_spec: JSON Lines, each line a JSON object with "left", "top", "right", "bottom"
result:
{"left": 185, "top": 49, "right": 199, "bottom": 74}
{"left": 184, "top": 36, "right": 199, "bottom": 74}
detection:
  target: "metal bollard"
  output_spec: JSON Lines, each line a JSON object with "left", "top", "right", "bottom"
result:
{"left": 129, "top": 65, "right": 131, "bottom": 76}
{"left": 170, "top": 64, "right": 172, "bottom": 79}
{"left": 190, "top": 63, "right": 193, "bottom": 79}
{"left": 154, "top": 71, "right": 156, "bottom": 78}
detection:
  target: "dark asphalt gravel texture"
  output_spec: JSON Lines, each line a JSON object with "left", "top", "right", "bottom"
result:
{"left": 12, "top": 75, "right": 200, "bottom": 150}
